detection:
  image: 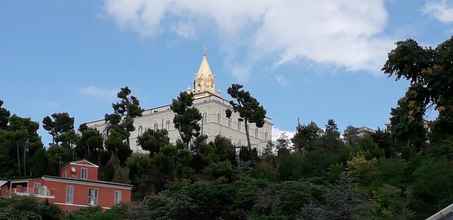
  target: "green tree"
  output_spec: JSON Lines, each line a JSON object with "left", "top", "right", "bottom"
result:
{"left": 383, "top": 37, "right": 453, "bottom": 146}
{"left": 137, "top": 128, "right": 170, "bottom": 155}
{"left": 210, "top": 135, "right": 236, "bottom": 165}
{"left": 389, "top": 86, "right": 427, "bottom": 157}
{"left": 170, "top": 91, "right": 202, "bottom": 148}
{"left": 225, "top": 84, "right": 267, "bottom": 151}
{"left": 292, "top": 121, "right": 322, "bottom": 152}
{"left": 0, "top": 100, "right": 10, "bottom": 129}
{"left": 343, "top": 126, "right": 360, "bottom": 146}
{"left": 104, "top": 87, "right": 143, "bottom": 165}
{"left": 42, "top": 112, "right": 77, "bottom": 147}
{"left": 275, "top": 133, "right": 291, "bottom": 159}
{"left": 76, "top": 124, "right": 104, "bottom": 163}
{"left": 0, "top": 115, "right": 45, "bottom": 177}
{"left": 320, "top": 119, "right": 342, "bottom": 149}
{"left": 42, "top": 112, "right": 77, "bottom": 173}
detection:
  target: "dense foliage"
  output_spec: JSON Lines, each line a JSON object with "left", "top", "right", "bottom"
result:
{"left": 0, "top": 37, "right": 453, "bottom": 219}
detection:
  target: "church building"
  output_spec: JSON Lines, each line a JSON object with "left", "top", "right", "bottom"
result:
{"left": 85, "top": 55, "right": 273, "bottom": 154}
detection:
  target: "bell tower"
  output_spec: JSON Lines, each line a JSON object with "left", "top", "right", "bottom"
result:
{"left": 193, "top": 54, "right": 218, "bottom": 97}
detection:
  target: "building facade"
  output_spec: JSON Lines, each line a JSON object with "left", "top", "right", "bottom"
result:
{"left": 86, "top": 55, "right": 273, "bottom": 154}
{"left": 0, "top": 160, "right": 132, "bottom": 212}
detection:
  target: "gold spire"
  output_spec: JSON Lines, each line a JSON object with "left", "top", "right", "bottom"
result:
{"left": 196, "top": 54, "right": 213, "bottom": 79}
{"left": 193, "top": 54, "right": 217, "bottom": 96}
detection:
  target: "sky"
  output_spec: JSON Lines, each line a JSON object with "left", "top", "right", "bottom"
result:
{"left": 1, "top": 0, "right": 452, "bottom": 145}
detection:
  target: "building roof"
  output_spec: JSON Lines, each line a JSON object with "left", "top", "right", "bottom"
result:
{"left": 0, "top": 181, "right": 7, "bottom": 187}
{"left": 69, "top": 159, "right": 99, "bottom": 168}
{"left": 196, "top": 54, "right": 214, "bottom": 79}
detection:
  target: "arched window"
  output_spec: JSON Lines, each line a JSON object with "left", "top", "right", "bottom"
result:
{"left": 138, "top": 126, "right": 143, "bottom": 136}
{"left": 228, "top": 118, "right": 232, "bottom": 127}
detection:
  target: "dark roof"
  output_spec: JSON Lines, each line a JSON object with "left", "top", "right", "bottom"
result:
{"left": 42, "top": 175, "right": 133, "bottom": 188}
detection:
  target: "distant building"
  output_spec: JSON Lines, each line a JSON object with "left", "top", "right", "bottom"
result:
{"left": 356, "top": 127, "right": 375, "bottom": 137}
{"left": 85, "top": 55, "right": 273, "bottom": 154}
{"left": 0, "top": 160, "right": 132, "bottom": 212}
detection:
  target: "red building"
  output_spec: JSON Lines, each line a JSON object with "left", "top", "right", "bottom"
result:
{"left": 0, "top": 160, "right": 132, "bottom": 212}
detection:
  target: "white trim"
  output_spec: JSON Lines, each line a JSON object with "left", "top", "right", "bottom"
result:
{"left": 42, "top": 177, "right": 132, "bottom": 190}
{"left": 10, "top": 179, "right": 30, "bottom": 184}
{"left": 34, "top": 194, "right": 55, "bottom": 199}
{"left": 69, "top": 160, "right": 99, "bottom": 168}
{"left": 54, "top": 202, "right": 89, "bottom": 208}
{"left": 53, "top": 203, "right": 112, "bottom": 210}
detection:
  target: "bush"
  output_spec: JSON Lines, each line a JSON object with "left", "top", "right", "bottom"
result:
{"left": 0, "top": 196, "right": 62, "bottom": 220}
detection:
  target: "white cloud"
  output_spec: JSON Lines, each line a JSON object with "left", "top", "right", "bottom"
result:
{"left": 424, "top": 0, "right": 453, "bottom": 23}
{"left": 80, "top": 86, "right": 116, "bottom": 100}
{"left": 172, "top": 22, "right": 196, "bottom": 39}
{"left": 272, "top": 126, "right": 295, "bottom": 142}
{"left": 103, "top": 0, "right": 393, "bottom": 78}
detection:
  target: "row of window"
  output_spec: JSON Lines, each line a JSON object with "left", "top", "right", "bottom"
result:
{"left": 65, "top": 185, "right": 122, "bottom": 206}
{"left": 136, "top": 112, "right": 269, "bottom": 140}
{"left": 63, "top": 167, "right": 88, "bottom": 180}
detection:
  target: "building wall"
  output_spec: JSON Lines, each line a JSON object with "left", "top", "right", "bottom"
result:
{"left": 60, "top": 163, "right": 98, "bottom": 181}
{"left": 87, "top": 94, "right": 272, "bottom": 154}
{"left": 28, "top": 178, "right": 131, "bottom": 212}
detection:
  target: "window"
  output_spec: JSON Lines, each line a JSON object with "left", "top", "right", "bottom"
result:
{"left": 154, "top": 123, "right": 158, "bottom": 130}
{"left": 265, "top": 132, "right": 268, "bottom": 141}
{"left": 81, "top": 167, "right": 88, "bottom": 180}
{"left": 203, "top": 112, "right": 208, "bottom": 123}
{"left": 217, "top": 113, "right": 221, "bottom": 123}
{"left": 66, "top": 185, "right": 74, "bottom": 204}
{"left": 138, "top": 126, "right": 143, "bottom": 136}
{"left": 238, "top": 119, "right": 242, "bottom": 130}
{"left": 88, "top": 188, "right": 98, "bottom": 206}
{"left": 255, "top": 128, "right": 259, "bottom": 138}
{"left": 166, "top": 120, "right": 170, "bottom": 130}
{"left": 33, "top": 183, "right": 41, "bottom": 194}
{"left": 228, "top": 118, "right": 232, "bottom": 127}
{"left": 114, "top": 191, "right": 122, "bottom": 205}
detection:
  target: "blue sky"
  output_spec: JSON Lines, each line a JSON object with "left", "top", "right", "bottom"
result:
{"left": 1, "top": 0, "right": 452, "bottom": 144}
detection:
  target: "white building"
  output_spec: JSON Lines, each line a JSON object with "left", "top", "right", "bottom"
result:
{"left": 85, "top": 55, "right": 272, "bottom": 154}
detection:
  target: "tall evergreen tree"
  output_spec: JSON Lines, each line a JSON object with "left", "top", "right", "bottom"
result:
{"left": 75, "top": 124, "right": 104, "bottom": 163}
{"left": 42, "top": 112, "right": 76, "bottom": 146}
{"left": 225, "top": 84, "right": 267, "bottom": 151}
{"left": 170, "top": 91, "right": 202, "bottom": 148}
{"left": 0, "top": 114, "right": 45, "bottom": 177}
{"left": 42, "top": 112, "right": 77, "bottom": 170}
{"left": 104, "top": 87, "right": 143, "bottom": 164}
